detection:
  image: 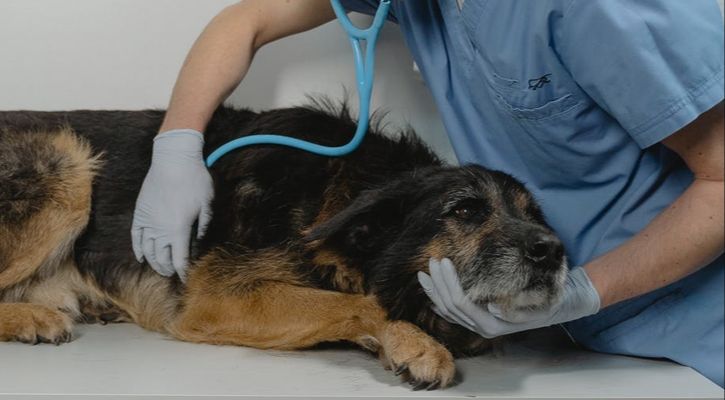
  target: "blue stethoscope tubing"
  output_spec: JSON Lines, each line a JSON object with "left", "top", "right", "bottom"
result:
{"left": 205, "top": 0, "right": 392, "bottom": 167}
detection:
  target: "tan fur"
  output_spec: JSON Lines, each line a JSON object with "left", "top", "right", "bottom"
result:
{"left": 421, "top": 218, "right": 498, "bottom": 273}
{"left": 0, "top": 128, "right": 108, "bottom": 343}
{"left": 310, "top": 248, "right": 365, "bottom": 293}
{"left": 303, "top": 166, "right": 366, "bottom": 293}
{"left": 24, "top": 258, "right": 91, "bottom": 320}
{"left": 307, "top": 162, "right": 353, "bottom": 229}
{"left": 25, "top": 258, "right": 130, "bottom": 325}
{"left": 172, "top": 269, "right": 455, "bottom": 386}
{"left": 195, "top": 247, "right": 307, "bottom": 292}
{"left": 0, "top": 303, "right": 73, "bottom": 344}
{"left": 0, "top": 128, "right": 101, "bottom": 289}
{"left": 107, "top": 271, "right": 180, "bottom": 333}
{"left": 513, "top": 190, "right": 531, "bottom": 212}
{"left": 378, "top": 321, "right": 455, "bottom": 385}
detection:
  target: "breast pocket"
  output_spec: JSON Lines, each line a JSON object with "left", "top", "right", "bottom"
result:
{"left": 486, "top": 70, "right": 586, "bottom": 121}
{"left": 470, "top": 64, "right": 606, "bottom": 181}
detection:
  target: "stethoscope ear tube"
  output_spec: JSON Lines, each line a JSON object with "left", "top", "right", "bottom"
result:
{"left": 205, "top": 0, "right": 391, "bottom": 167}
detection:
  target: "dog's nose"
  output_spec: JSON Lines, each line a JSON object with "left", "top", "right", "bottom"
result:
{"left": 524, "top": 232, "right": 563, "bottom": 264}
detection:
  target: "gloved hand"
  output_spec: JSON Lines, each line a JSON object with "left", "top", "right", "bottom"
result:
{"left": 131, "top": 129, "right": 213, "bottom": 281}
{"left": 418, "top": 258, "right": 600, "bottom": 338}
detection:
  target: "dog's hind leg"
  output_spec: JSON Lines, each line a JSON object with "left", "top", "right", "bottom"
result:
{"left": 0, "top": 128, "right": 100, "bottom": 343}
{"left": 171, "top": 270, "right": 456, "bottom": 389}
{"left": 0, "top": 128, "right": 99, "bottom": 288}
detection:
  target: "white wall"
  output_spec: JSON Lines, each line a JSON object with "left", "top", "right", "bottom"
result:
{"left": 0, "top": 0, "right": 457, "bottom": 163}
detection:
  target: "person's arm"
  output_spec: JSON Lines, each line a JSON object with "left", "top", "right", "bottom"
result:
{"left": 586, "top": 102, "right": 724, "bottom": 308}
{"left": 160, "top": 0, "right": 336, "bottom": 133}
{"left": 132, "top": 0, "right": 336, "bottom": 279}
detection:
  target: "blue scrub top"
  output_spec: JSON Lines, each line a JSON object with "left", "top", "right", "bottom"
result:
{"left": 341, "top": 0, "right": 724, "bottom": 385}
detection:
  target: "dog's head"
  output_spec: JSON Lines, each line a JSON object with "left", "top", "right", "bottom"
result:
{"left": 306, "top": 164, "right": 568, "bottom": 312}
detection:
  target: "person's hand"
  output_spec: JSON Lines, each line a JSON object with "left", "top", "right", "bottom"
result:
{"left": 131, "top": 129, "right": 213, "bottom": 281}
{"left": 418, "top": 258, "right": 600, "bottom": 338}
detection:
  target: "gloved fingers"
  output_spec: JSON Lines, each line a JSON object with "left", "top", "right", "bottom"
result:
{"left": 435, "top": 258, "right": 522, "bottom": 337}
{"left": 566, "top": 267, "right": 602, "bottom": 316}
{"left": 131, "top": 225, "right": 144, "bottom": 263}
{"left": 431, "top": 305, "right": 457, "bottom": 324}
{"left": 438, "top": 258, "right": 489, "bottom": 316}
{"left": 417, "top": 271, "right": 433, "bottom": 295}
{"left": 419, "top": 271, "right": 476, "bottom": 331}
{"left": 171, "top": 236, "right": 190, "bottom": 283}
{"left": 142, "top": 233, "right": 171, "bottom": 277}
{"left": 196, "top": 203, "right": 212, "bottom": 240}
{"left": 418, "top": 271, "right": 450, "bottom": 315}
{"left": 141, "top": 233, "right": 157, "bottom": 269}
{"left": 428, "top": 258, "right": 477, "bottom": 328}
{"left": 154, "top": 240, "right": 173, "bottom": 274}
{"left": 487, "top": 303, "right": 552, "bottom": 324}
{"left": 437, "top": 259, "right": 467, "bottom": 300}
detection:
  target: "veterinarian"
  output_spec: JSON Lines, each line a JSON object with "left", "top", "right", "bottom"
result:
{"left": 131, "top": 0, "right": 725, "bottom": 386}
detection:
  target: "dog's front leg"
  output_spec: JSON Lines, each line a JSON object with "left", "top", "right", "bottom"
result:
{"left": 170, "top": 281, "right": 455, "bottom": 389}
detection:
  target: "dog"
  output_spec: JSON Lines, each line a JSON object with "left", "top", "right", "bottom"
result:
{"left": 0, "top": 101, "right": 567, "bottom": 390}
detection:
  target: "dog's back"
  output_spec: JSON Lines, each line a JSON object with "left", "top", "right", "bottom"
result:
{"left": 0, "top": 104, "right": 440, "bottom": 287}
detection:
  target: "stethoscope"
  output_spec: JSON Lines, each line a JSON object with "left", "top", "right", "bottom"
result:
{"left": 205, "top": 0, "right": 392, "bottom": 167}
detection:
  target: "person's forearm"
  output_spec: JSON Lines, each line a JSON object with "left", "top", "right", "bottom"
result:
{"left": 159, "top": 3, "right": 259, "bottom": 134}
{"left": 586, "top": 102, "right": 724, "bottom": 309}
{"left": 159, "top": 0, "right": 336, "bottom": 134}
{"left": 585, "top": 177, "right": 724, "bottom": 308}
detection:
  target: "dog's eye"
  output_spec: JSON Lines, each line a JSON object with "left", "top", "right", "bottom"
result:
{"left": 448, "top": 199, "right": 490, "bottom": 222}
{"left": 454, "top": 207, "right": 472, "bottom": 219}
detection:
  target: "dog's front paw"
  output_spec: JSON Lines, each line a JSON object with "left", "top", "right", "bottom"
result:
{"left": 379, "top": 321, "right": 455, "bottom": 390}
{"left": 0, "top": 303, "right": 74, "bottom": 345}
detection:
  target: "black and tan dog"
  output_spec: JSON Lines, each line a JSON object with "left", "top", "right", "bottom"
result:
{"left": 0, "top": 102, "right": 567, "bottom": 389}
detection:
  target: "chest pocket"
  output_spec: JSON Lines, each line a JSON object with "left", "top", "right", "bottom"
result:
{"left": 484, "top": 69, "right": 586, "bottom": 121}
{"left": 466, "top": 43, "right": 606, "bottom": 181}
{"left": 458, "top": 1, "right": 590, "bottom": 122}
{"left": 450, "top": 0, "right": 618, "bottom": 184}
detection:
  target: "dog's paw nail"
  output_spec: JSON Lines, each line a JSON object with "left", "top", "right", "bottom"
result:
{"left": 426, "top": 380, "right": 441, "bottom": 391}
{"left": 411, "top": 380, "right": 428, "bottom": 391}
{"left": 54, "top": 332, "right": 72, "bottom": 345}
{"left": 394, "top": 363, "right": 408, "bottom": 376}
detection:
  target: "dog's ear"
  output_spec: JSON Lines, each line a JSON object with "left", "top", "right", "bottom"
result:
{"left": 304, "top": 186, "right": 409, "bottom": 255}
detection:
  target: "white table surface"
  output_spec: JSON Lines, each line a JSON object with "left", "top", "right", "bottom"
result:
{"left": 0, "top": 323, "right": 721, "bottom": 400}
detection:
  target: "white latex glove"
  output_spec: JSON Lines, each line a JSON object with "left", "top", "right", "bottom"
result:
{"left": 418, "top": 258, "right": 600, "bottom": 338}
{"left": 131, "top": 129, "right": 213, "bottom": 281}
